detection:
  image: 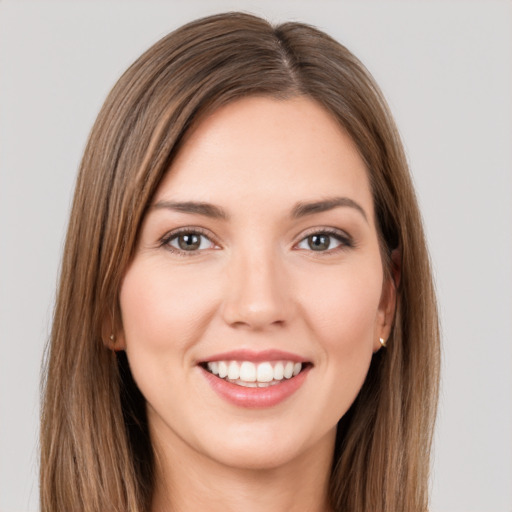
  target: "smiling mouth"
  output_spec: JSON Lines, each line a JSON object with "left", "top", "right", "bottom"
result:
{"left": 200, "top": 360, "right": 310, "bottom": 388}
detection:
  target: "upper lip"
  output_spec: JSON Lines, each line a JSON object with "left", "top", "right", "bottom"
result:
{"left": 197, "top": 349, "right": 310, "bottom": 364}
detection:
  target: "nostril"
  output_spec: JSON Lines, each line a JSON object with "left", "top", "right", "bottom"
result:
{"left": 221, "top": 294, "right": 290, "bottom": 329}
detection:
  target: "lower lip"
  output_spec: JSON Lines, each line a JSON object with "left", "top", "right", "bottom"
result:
{"left": 200, "top": 366, "right": 310, "bottom": 409}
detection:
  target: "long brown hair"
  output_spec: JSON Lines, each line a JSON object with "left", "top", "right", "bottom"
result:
{"left": 41, "top": 12, "right": 440, "bottom": 512}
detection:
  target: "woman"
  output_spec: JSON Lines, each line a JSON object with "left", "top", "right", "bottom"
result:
{"left": 40, "top": 12, "right": 440, "bottom": 512}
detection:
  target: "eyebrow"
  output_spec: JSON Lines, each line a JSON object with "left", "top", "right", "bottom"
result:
{"left": 151, "top": 200, "right": 229, "bottom": 219}
{"left": 151, "top": 196, "right": 368, "bottom": 222}
{"left": 291, "top": 197, "right": 368, "bottom": 222}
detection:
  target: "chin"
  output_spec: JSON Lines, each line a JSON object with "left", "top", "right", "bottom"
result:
{"left": 191, "top": 418, "right": 336, "bottom": 472}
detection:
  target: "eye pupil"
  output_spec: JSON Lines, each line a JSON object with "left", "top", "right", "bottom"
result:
{"left": 178, "top": 233, "right": 201, "bottom": 250}
{"left": 308, "top": 234, "right": 330, "bottom": 251}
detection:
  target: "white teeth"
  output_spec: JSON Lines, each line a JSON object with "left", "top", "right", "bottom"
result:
{"left": 237, "top": 381, "right": 258, "bottom": 388}
{"left": 207, "top": 361, "right": 219, "bottom": 375}
{"left": 205, "top": 360, "right": 304, "bottom": 385}
{"left": 227, "top": 361, "right": 240, "bottom": 380}
{"left": 218, "top": 361, "right": 228, "bottom": 379}
{"left": 274, "top": 362, "right": 284, "bottom": 380}
{"left": 239, "top": 361, "right": 257, "bottom": 382}
{"left": 256, "top": 362, "right": 274, "bottom": 382}
{"left": 284, "top": 361, "right": 294, "bottom": 379}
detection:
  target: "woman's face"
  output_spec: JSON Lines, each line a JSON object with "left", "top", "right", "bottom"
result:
{"left": 117, "top": 96, "right": 395, "bottom": 471}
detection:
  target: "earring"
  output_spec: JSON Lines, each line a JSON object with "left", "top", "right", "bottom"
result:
{"left": 379, "top": 337, "right": 387, "bottom": 348}
{"left": 109, "top": 334, "right": 115, "bottom": 343}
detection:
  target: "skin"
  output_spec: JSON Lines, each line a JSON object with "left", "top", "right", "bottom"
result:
{"left": 116, "top": 96, "right": 396, "bottom": 512}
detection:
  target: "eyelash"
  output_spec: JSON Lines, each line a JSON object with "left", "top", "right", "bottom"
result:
{"left": 160, "top": 227, "right": 354, "bottom": 257}
{"left": 295, "top": 228, "right": 354, "bottom": 254}
{"left": 160, "top": 227, "right": 219, "bottom": 256}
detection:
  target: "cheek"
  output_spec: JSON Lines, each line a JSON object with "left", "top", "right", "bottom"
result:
{"left": 119, "top": 260, "right": 219, "bottom": 353}
{"left": 288, "top": 257, "right": 384, "bottom": 431}
{"left": 299, "top": 259, "right": 383, "bottom": 358}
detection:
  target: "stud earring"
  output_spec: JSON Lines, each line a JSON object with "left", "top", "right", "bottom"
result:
{"left": 109, "top": 334, "right": 115, "bottom": 343}
{"left": 379, "top": 337, "right": 387, "bottom": 348}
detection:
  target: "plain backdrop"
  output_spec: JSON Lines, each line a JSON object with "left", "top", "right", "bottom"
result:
{"left": 0, "top": 1, "right": 511, "bottom": 511}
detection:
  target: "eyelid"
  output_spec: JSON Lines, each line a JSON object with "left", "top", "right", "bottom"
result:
{"left": 158, "top": 225, "right": 353, "bottom": 256}
{"left": 159, "top": 226, "right": 221, "bottom": 255}
{"left": 293, "top": 227, "right": 354, "bottom": 251}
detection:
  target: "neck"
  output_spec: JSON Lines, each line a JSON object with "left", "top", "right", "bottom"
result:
{"left": 150, "top": 426, "right": 335, "bottom": 512}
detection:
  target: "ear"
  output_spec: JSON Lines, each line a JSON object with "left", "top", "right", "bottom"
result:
{"left": 373, "top": 249, "right": 401, "bottom": 352}
{"left": 101, "top": 309, "right": 126, "bottom": 351}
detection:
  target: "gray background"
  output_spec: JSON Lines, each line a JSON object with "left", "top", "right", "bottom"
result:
{"left": 1, "top": 1, "right": 511, "bottom": 511}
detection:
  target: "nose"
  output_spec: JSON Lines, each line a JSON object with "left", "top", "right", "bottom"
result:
{"left": 221, "top": 245, "right": 293, "bottom": 330}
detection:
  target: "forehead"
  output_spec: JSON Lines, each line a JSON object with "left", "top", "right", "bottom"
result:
{"left": 155, "top": 96, "right": 374, "bottom": 218}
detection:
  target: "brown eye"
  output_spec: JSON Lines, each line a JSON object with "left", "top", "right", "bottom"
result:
{"left": 166, "top": 231, "right": 215, "bottom": 253}
{"left": 296, "top": 230, "right": 350, "bottom": 252}
{"left": 308, "top": 234, "right": 331, "bottom": 251}
{"left": 177, "top": 233, "right": 201, "bottom": 250}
